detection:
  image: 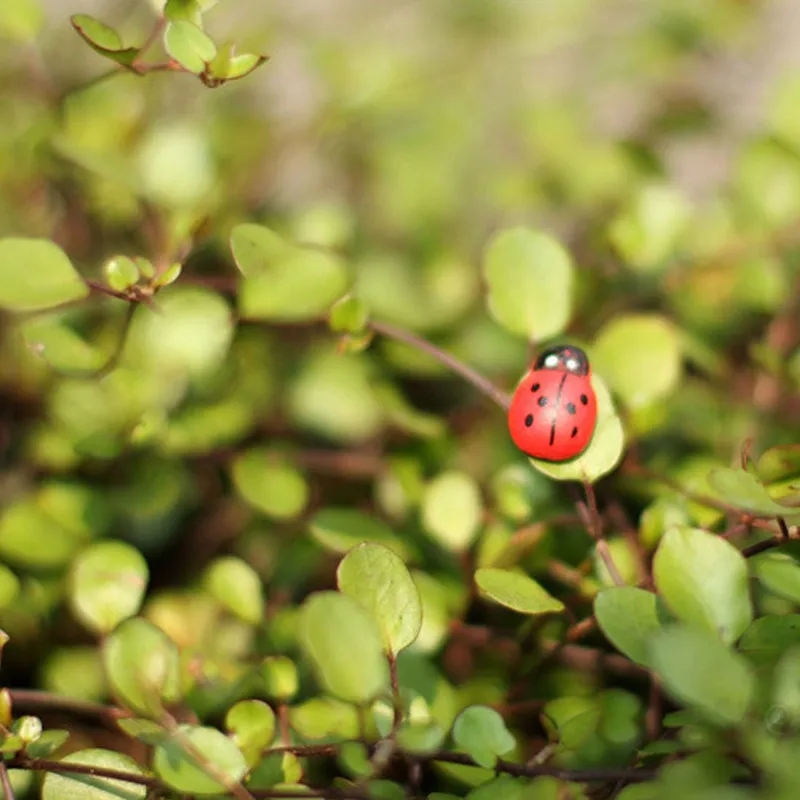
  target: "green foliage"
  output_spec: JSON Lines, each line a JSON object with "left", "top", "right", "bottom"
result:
{"left": 299, "top": 591, "right": 388, "bottom": 704}
{"left": 152, "top": 724, "right": 247, "bottom": 795}
{"left": 475, "top": 568, "right": 564, "bottom": 615}
{"left": 452, "top": 706, "right": 516, "bottom": 769}
{"left": 653, "top": 527, "right": 753, "bottom": 644}
{"left": 202, "top": 555, "right": 263, "bottom": 624}
{"left": 337, "top": 543, "right": 422, "bottom": 655}
{"left": 42, "top": 749, "right": 148, "bottom": 800}
{"left": 0, "top": 238, "right": 89, "bottom": 311}
{"left": 69, "top": 541, "right": 149, "bottom": 635}
{"left": 482, "top": 227, "right": 574, "bottom": 342}
{"left": 649, "top": 626, "right": 756, "bottom": 726}
{"left": 0, "top": 2, "right": 796, "bottom": 799}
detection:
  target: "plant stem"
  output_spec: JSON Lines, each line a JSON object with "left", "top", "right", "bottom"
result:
{"left": 368, "top": 320, "right": 511, "bottom": 410}
{"left": 0, "top": 762, "right": 15, "bottom": 800}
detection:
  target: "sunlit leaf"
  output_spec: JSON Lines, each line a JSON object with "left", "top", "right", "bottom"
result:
{"left": 482, "top": 227, "right": 574, "bottom": 341}
{"left": 337, "top": 543, "right": 423, "bottom": 655}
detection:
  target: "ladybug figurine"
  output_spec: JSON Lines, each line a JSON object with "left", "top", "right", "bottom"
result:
{"left": 508, "top": 344, "right": 598, "bottom": 462}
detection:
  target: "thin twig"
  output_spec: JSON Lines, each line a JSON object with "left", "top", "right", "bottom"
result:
{"left": 368, "top": 320, "right": 511, "bottom": 410}
{"left": 8, "top": 690, "right": 128, "bottom": 728}
{"left": 0, "top": 762, "right": 15, "bottom": 800}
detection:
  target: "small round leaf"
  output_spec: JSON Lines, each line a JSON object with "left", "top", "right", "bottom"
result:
{"left": 163, "top": 20, "right": 216, "bottom": 74}
{"left": 653, "top": 527, "right": 752, "bottom": 645}
{"left": 337, "top": 543, "right": 422, "bottom": 655}
{"left": 475, "top": 568, "right": 564, "bottom": 615}
{"left": 231, "top": 449, "right": 308, "bottom": 520}
{"left": 153, "top": 724, "right": 247, "bottom": 796}
{"left": 452, "top": 705, "right": 516, "bottom": 769}
{"left": 42, "top": 748, "right": 147, "bottom": 800}
{"left": 594, "top": 587, "right": 670, "bottom": 667}
{"left": 102, "top": 618, "right": 182, "bottom": 718}
{"left": 421, "top": 471, "right": 483, "bottom": 552}
{"left": 649, "top": 626, "right": 756, "bottom": 726}
{"left": 591, "top": 313, "right": 682, "bottom": 409}
{"left": 202, "top": 556, "right": 263, "bottom": 625}
{"left": 70, "top": 541, "right": 149, "bottom": 636}
{"left": 299, "top": 591, "right": 388, "bottom": 704}
{"left": 0, "top": 238, "right": 88, "bottom": 311}
{"left": 483, "top": 227, "right": 574, "bottom": 342}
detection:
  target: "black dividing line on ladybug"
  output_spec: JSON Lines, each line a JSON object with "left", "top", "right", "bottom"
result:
{"left": 549, "top": 373, "right": 569, "bottom": 447}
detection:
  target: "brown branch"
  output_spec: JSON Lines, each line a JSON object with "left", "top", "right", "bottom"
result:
{"left": 8, "top": 690, "right": 128, "bottom": 728}
{"left": 368, "top": 319, "right": 511, "bottom": 410}
{"left": 0, "top": 762, "right": 15, "bottom": 800}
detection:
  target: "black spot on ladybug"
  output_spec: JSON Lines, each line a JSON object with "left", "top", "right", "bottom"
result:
{"left": 531, "top": 382, "right": 540, "bottom": 392}
{"left": 571, "top": 427, "right": 578, "bottom": 438}
{"left": 566, "top": 402, "right": 576, "bottom": 415}
{"left": 580, "top": 394, "right": 588, "bottom": 405}
{"left": 538, "top": 396, "right": 548, "bottom": 407}
{"left": 524, "top": 414, "right": 533, "bottom": 427}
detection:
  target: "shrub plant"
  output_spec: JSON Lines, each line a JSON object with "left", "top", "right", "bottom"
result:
{"left": 0, "top": 1, "right": 797, "bottom": 799}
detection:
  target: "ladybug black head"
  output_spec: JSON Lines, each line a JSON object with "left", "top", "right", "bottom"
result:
{"left": 534, "top": 344, "right": 590, "bottom": 376}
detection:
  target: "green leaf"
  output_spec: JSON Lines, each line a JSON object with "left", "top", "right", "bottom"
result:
{"left": 102, "top": 618, "right": 182, "bottom": 717}
{"left": 70, "top": 15, "right": 138, "bottom": 66}
{"left": 231, "top": 449, "right": 309, "bottom": 520}
{"left": 756, "top": 444, "right": 800, "bottom": 483}
{"left": 751, "top": 552, "right": 800, "bottom": 603}
{"left": 482, "top": 227, "right": 574, "bottom": 341}
{"left": 261, "top": 655, "right": 299, "bottom": 701}
{"left": 474, "top": 568, "right": 564, "bottom": 615}
{"left": 0, "top": 498, "right": 84, "bottom": 568}
{"left": 70, "top": 541, "right": 149, "bottom": 636}
{"left": 226, "top": 700, "right": 276, "bottom": 766}
{"left": 452, "top": 705, "right": 516, "bottom": 769}
{"left": 164, "top": 0, "right": 202, "bottom": 23}
{"left": 308, "top": 507, "right": 410, "bottom": 559}
{"left": 0, "top": 238, "right": 89, "bottom": 312}
{"left": 239, "top": 250, "right": 350, "bottom": 321}
{"left": 608, "top": 183, "right": 690, "bottom": 272}
{"left": 289, "top": 346, "right": 384, "bottom": 443}
{"left": 206, "top": 49, "right": 268, "bottom": 84}
{"left": 103, "top": 256, "right": 139, "bottom": 293}
{"left": 528, "top": 372, "right": 625, "bottom": 483}
{"left": 591, "top": 313, "right": 682, "bottom": 409}
{"left": 594, "top": 587, "right": 670, "bottom": 667}
{"left": 541, "top": 696, "right": 601, "bottom": 750}
{"left": 739, "top": 615, "right": 800, "bottom": 665}
{"left": 707, "top": 467, "right": 798, "bottom": 517}
{"left": 653, "top": 527, "right": 752, "bottom": 644}
{"left": 202, "top": 556, "right": 263, "bottom": 624}
{"left": 649, "top": 626, "right": 756, "bottom": 726}
{"left": 395, "top": 721, "right": 446, "bottom": 754}
{"left": 421, "top": 471, "right": 483, "bottom": 552}
{"left": 163, "top": 20, "right": 216, "bottom": 74}
{"left": 330, "top": 295, "right": 370, "bottom": 334}
{"left": 0, "top": 564, "right": 19, "bottom": 610}
{"left": 26, "top": 729, "right": 70, "bottom": 759}
{"left": 42, "top": 748, "right": 147, "bottom": 800}
{"left": 337, "top": 542, "right": 423, "bottom": 655}
{"left": 299, "top": 591, "right": 388, "bottom": 704}
{"left": 21, "top": 317, "right": 106, "bottom": 373}
{"left": 153, "top": 724, "right": 247, "bottom": 796}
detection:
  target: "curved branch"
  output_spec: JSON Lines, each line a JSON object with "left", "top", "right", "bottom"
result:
{"left": 368, "top": 319, "right": 511, "bottom": 410}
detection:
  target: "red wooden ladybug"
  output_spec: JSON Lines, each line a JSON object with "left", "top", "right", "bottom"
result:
{"left": 508, "top": 344, "right": 598, "bottom": 462}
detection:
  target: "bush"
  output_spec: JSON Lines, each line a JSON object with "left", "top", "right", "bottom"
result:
{"left": 0, "top": 1, "right": 797, "bottom": 799}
